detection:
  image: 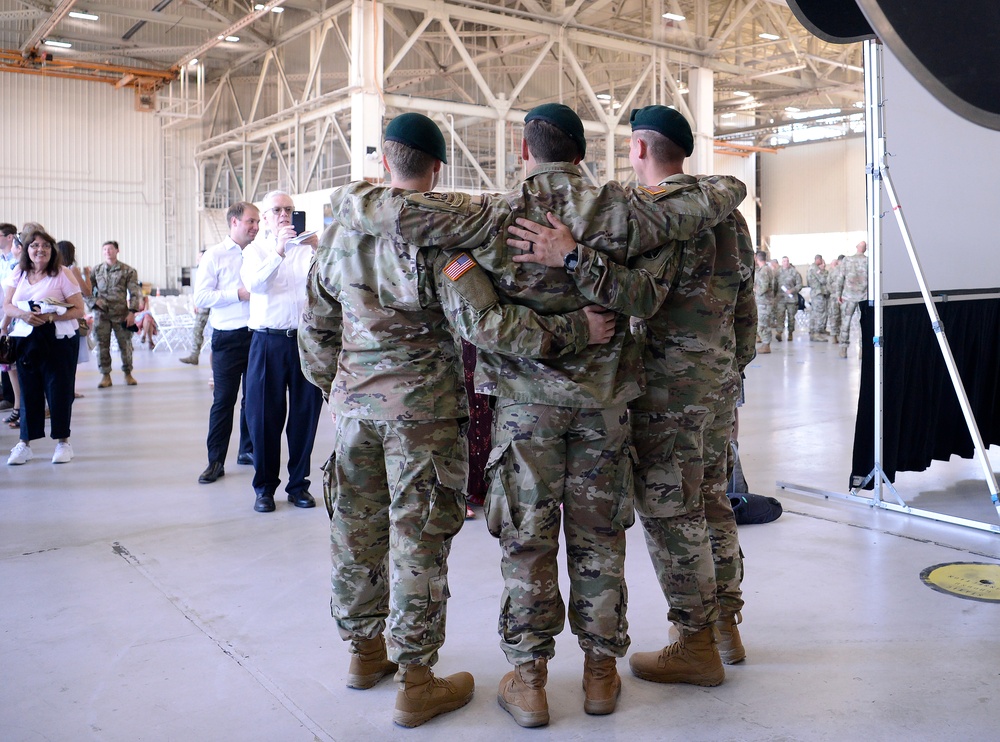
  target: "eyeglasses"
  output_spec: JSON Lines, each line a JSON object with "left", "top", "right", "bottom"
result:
{"left": 28, "top": 243, "right": 52, "bottom": 252}
{"left": 270, "top": 206, "right": 294, "bottom": 215}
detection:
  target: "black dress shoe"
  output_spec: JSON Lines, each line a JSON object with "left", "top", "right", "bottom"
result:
{"left": 237, "top": 452, "right": 254, "bottom": 466}
{"left": 199, "top": 462, "right": 225, "bottom": 484}
{"left": 287, "top": 491, "right": 316, "bottom": 509}
{"left": 254, "top": 493, "right": 276, "bottom": 513}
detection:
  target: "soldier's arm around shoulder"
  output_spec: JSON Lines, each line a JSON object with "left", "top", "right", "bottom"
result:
{"left": 434, "top": 249, "right": 590, "bottom": 358}
{"left": 569, "top": 241, "right": 679, "bottom": 319}
{"left": 298, "top": 231, "right": 343, "bottom": 400}
{"left": 628, "top": 175, "right": 747, "bottom": 252}
{"left": 126, "top": 266, "right": 143, "bottom": 312}
{"left": 328, "top": 181, "right": 503, "bottom": 251}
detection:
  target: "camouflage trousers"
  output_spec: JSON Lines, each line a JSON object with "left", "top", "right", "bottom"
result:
{"left": 633, "top": 392, "right": 745, "bottom": 634}
{"left": 484, "top": 400, "right": 634, "bottom": 665}
{"left": 776, "top": 301, "right": 798, "bottom": 334}
{"left": 827, "top": 298, "right": 843, "bottom": 339}
{"left": 839, "top": 298, "right": 861, "bottom": 344}
{"left": 809, "top": 294, "right": 830, "bottom": 334}
{"left": 93, "top": 311, "right": 134, "bottom": 374}
{"left": 191, "top": 308, "right": 210, "bottom": 353}
{"left": 324, "top": 416, "right": 469, "bottom": 666}
{"left": 755, "top": 300, "right": 774, "bottom": 343}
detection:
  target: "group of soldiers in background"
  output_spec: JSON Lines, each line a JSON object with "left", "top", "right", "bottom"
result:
{"left": 753, "top": 240, "right": 869, "bottom": 356}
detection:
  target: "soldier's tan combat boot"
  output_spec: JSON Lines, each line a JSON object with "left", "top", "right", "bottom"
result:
{"left": 582, "top": 653, "right": 621, "bottom": 715}
{"left": 629, "top": 627, "right": 725, "bottom": 686}
{"left": 124, "top": 373, "right": 138, "bottom": 386}
{"left": 839, "top": 344, "right": 848, "bottom": 358}
{"left": 392, "top": 663, "right": 474, "bottom": 728}
{"left": 498, "top": 658, "right": 549, "bottom": 727}
{"left": 787, "top": 331, "right": 794, "bottom": 341}
{"left": 716, "top": 612, "right": 746, "bottom": 665}
{"left": 98, "top": 374, "right": 112, "bottom": 388}
{"left": 347, "top": 635, "right": 397, "bottom": 689}
{"left": 830, "top": 334, "right": 840, "bottom": 344}
{"left": 758, "top": 343, "right": 771, "bottom": 354}
{"left": 774, "top": 332, "right": 783, "bottom": 342}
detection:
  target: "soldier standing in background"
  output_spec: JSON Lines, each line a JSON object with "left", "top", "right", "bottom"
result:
{"left": 89, "top": 240, "right": 142, "bottom": 388}
{"left": 838, "top": 240, "right": 869, "bottom": 357}
{"left": 826, "top": 255, "right": 845, "bottom": 342}
{"left": 299, "top": 113, "right": 614, "bottom": 729}
{"left": 807, "top": 254, "right": 830, "bottom": 341}
{"left": 776, "top": 256, "right": 803, "bottom": 342}
{"left": 754, "top": 250, "right": 778, "bottom": 354}
{"left": 326, "top": 103, "right": 746, "bottom": 728}
{"left": 510, "top": 104, "right": 755, "bottom": 688}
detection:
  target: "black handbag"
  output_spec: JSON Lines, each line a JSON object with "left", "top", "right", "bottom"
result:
{"left": 0, "top": 334, "right": 18, "bottom": 365}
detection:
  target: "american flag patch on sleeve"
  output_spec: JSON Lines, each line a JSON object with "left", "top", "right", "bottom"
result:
{"left": 443, "top": 252, "right": 477, "bottom": 281}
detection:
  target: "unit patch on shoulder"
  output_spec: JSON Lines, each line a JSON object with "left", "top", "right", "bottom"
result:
{"left": 639, "top": 185, "right": 668, "bottom": 196}
{"left": 407, "top": 191, "right": 469, "bottom": 212}
{"left": 443, "top": 252, "right": 477, "bottom": 281}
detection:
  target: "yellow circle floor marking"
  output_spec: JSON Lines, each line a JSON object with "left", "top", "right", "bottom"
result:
{"left": 920, "top": 562, "right": 1000, "bottom": 603}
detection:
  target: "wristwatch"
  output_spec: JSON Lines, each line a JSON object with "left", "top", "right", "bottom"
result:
{"left": 564, "top": 247, "right": 580, "bottom": 272}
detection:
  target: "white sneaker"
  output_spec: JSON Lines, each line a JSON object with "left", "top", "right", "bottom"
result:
{"left": 52, "top": 441, "right": 74, "bottom": 464}
{"left": 7, "top": 441, "right": 33, "bottom": 465}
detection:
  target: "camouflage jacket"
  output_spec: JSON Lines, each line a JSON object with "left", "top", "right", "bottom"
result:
{"left": 754, "top": 263, "right": 779, "bottom": 301}
{"left": 562, "top": 174, "right": 756, "bottom": 410}
{"left": 327, "top": 164, "right": 746, "bottom": 409}
{"left": 88, "top": 260, "right": 142, "bottom": 319}
{"left": 298, "top": 206, "right": 592, "bottom": 420}
{"left": 777, "top": 265, "right": 803, "bottom": 304}
{"left": 828, "top": 262, "right": 846, "bottom": 299}
{"left": 840, "top": 253, "right": 869, "bottom": 301}
{"left": 807, "top": 264, "right": 830, "bottom": 296}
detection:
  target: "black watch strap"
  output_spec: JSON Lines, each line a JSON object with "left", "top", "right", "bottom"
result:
{"left": 564, "top": 247, "right": 580, "bottom": 271}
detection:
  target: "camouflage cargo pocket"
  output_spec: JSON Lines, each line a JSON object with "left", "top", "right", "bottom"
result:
{"left": 633, "top": 428, "right": 688, "bottom": 518}
{"left": 483, "top": 440, "right": 515, "bottom": 538}
{"left": 321, "top": 451, "right": 337, "bottom": 519}
{"left": 610, "top": 442, "right": 637, "bottom": 531}
{"left": 422, "top": 454, "right": 467, "bottom": 541}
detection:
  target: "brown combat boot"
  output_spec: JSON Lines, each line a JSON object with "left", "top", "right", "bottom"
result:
{"left": 787, "top": 331, "right": 794, "bottom": 341}
{"left": 774, "top": 332, "right": 783, "bottom": 342}
{"left": 629, "top": 627, "right": 725, "bottom": 686}
{"left": 124, "top": 373, "right": 138, "bottom": 386}
{"left": 716, "top": 612, "right": 746, "bottom": 665}
{"left": 347, "top": 635, "right": 397, "bottom": 689}
{"left": 392, "top": 664, "right": 474, "bottom": 728}
{"left": 498, "top": 658, "right": 549, "bottom": 728}
{"left": 757, "top": 343, "right": 771, "bottom": 354}
{"left": 98, "top": 374, "right": 112, "bottom": 388}
{"left": 582, "top": 653, "right": 620, "bottom": 715}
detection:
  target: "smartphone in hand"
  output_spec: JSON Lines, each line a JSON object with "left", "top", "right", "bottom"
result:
{"left": 292, "top": 210, "right": 306, "bottom": 235}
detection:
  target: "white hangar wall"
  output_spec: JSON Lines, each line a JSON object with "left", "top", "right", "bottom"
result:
{"left": 760, "top": 136, "right": 867, "bottom": 264}
{"left": 0, "top": 74, "right": 184, "bottom": 289}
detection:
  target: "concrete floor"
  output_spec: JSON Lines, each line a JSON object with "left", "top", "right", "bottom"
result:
{"left": 2, "top": 333, "right": 999, "bottom": 742}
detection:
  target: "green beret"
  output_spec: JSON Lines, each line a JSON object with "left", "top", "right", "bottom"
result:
{"left": 630, "top": 105, "right": 694, "bottom": 157}
{"left": 385, "top": 112, "right": 448, "bottom": 164}
{"left": 524, "top": 103, "right": 587, "bottom": 159}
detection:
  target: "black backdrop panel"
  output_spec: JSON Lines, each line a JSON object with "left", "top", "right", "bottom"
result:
{"left": 786, "top": 0, "right": 874, "bottom": 43}
{"left": 856, "top": 0, "right": 1000, "bottom": 129}
{"left": 851, "top": 299, "right": 1000, "bottom": 488}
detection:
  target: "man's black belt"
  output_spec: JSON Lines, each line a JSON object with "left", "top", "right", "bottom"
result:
{"left": 254, "top": 327, "right": 297, "bottom": 337}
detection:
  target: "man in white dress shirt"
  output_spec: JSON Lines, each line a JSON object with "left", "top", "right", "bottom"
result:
{"left": 193, "top": 201, "right": 259, "bottom": 484}
{"left": 240, "top": 191, "right": 323, "bottom": 513}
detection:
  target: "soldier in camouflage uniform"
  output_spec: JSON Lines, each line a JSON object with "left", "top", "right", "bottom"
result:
{"left": 838, "top": 240, "right": 869, "bottom": 357}
{"left": 807, "top": 254, "right": 830, "bottom": 341}
{"left": 298, "top": 114, "right": 613, "bottom": 729}
{"left": 326, "top": 103, "right": 746, "bottom": 727}
{"left": 826, "top": 255, "right": 845, "bottom": 342}
{"left": 776, "top": 256, "right": 803, "bottom": 341}
{"left": 88, "top": 240, "right": 142, "bottom": 387}
{"left": 510, "top": 105, "right": 755, "bottom": 687}
{"left": 754, "top": 250, "right": 778, "bottom": 353}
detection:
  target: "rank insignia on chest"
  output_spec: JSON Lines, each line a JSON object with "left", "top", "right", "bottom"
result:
{"left": 443, "top": 252, "right": 477, "bottom": 281}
